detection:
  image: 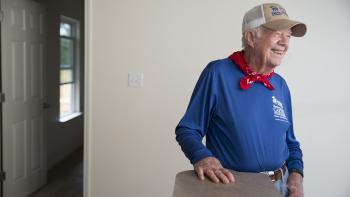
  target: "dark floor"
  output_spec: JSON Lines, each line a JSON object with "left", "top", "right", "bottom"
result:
{"left": 29, "top": 147, "right": 83, "bottom": 197}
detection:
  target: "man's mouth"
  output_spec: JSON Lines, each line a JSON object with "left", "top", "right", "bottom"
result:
{"left": 271, "top": 49, "right": 284, "bottom": 55}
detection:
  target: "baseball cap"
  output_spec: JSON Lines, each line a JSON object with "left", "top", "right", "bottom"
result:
{"left": 242, "top": 3, "right": 307, "bottom": 37}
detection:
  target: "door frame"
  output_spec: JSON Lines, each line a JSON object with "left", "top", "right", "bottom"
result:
{"left": 83, "top": 0, "right": 92, "bottom": 196}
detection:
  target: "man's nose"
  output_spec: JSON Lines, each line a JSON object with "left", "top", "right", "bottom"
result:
{"left": 278, "top": 36, "right": 290, "bottom": 46}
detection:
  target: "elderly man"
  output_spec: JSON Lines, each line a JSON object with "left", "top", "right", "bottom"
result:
{"left": 175, "top": 3, "right": 306, "bottom": 197}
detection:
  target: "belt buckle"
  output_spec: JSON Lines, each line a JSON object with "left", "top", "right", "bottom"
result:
{"left": 261, "top": 170, "right": 274, "bottom": 176}
{"left": 261, "top": 170, "right": 277, "bottom": 182}
{"left": 261, "top": 171, "right": 275, "bottom": 180}
{"left": 267, "top": 171, "right": 275, "bottom": 176}
{"left": 261, "top": 164, "right": 286, "bottom": 182}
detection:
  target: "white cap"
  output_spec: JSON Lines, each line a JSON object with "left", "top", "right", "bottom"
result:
{"left": 242, "top": 3, "right": 307, "bottom": 37}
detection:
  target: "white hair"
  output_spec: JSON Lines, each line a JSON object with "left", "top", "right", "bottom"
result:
{"left": 241, "top": 26, "right": 263, "bottom": 48}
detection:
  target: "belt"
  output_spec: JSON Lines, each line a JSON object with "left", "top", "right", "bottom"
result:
{"left": 261, "top": 164, "right": 287, "bottom": 182}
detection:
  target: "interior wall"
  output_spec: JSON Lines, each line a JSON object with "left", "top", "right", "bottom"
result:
{"left": 86, "top": 0, "right": 350, "bottom": 196}
{"left": 43, "top": 0, "right": 85, "bottom": 170}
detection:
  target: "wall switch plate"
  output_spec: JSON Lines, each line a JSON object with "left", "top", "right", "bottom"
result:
{"left": 128, "top": 72, "right": 144, "bottom": 88}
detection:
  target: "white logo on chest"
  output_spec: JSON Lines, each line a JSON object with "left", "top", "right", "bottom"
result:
{"left": 272, "top": 96, "right": 289, "bottom": 123}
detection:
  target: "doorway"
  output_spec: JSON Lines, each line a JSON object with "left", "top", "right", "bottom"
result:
{"left": 1, "top": 0, "right": 85, "bottom": 196}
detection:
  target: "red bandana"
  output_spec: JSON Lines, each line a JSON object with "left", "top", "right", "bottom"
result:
{"left": 229, "top": 51, "right": 275, "bottom": 90}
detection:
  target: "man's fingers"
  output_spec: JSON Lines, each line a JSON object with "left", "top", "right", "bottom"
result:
{"left": 215, "top": 170, "right": 230, "bottom": 184}
{"left": 222, "top": 168, "right": 235, "bottom": 182}
{"left": 193, "top": 157, "right": 235, "bottom": 184}
{"left": 195, "top": 167, "right": 205, "bottom": 181}
{"left": 204, "top": 169, "right": 219, "bottom": 183}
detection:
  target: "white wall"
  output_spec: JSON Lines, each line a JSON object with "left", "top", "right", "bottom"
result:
{"left": 43, "top": 0, "right": 85, "bottom": 169}
{"left": 85, "top": 0, "right": 350, "bottom": 196}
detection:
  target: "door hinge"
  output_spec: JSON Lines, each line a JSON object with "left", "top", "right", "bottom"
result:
{"left": 0, "top": 171, "right": 6, "bottom": 181}
{"left": 43, "top": 102, "right": 50, "bottom": 109}
{"left": 0, "top": 93, "right": 5, "bottom": 103}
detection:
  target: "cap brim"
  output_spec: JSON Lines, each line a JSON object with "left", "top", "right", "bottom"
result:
{"left": 262, "top": 19, "right": 307, "bottom": 37}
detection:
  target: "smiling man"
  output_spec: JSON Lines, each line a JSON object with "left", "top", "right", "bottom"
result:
{"left": 175, "top": 3, "right": 306, "bottom": 197}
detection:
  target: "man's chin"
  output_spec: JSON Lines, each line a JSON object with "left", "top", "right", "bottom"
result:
{"left": 267, "top": 63, "right": 279, "bottom": 70}
{"left": 269, "top": 59, "right": 283, "bottom": 68}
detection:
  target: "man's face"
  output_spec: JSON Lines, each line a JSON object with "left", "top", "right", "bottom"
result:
{"left": 253, "top": 27, "right": 292, "bottom": 68}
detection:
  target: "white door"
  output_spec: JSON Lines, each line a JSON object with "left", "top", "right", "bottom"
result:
{"left": 1, "top": 0, "right": 46, "bottom": 196}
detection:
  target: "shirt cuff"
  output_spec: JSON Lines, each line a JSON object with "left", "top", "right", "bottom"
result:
{"left": 191, "top": 149, "right": 213, "bottom": 165}
{"left": 289, "top": 168, "right": 304, "bottom": 177}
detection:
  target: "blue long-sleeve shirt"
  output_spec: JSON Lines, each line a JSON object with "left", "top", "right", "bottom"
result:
{"left": 175, "top": 58, "right": 303, "bottom": 173}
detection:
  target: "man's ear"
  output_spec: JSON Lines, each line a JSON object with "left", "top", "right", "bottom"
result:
{"left": 244, "top": 31, "right": 255, "bottom": 48}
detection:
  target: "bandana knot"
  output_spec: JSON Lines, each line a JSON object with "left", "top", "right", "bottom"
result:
{"left": 229, "top": 51, "right": 275, "bottom": 90}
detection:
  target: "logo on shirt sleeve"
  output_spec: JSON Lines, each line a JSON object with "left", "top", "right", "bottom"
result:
{"left": 272, "top": 96, "right": 289, "bottom": 123}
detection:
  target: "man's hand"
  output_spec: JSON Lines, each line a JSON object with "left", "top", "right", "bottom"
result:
{"left": 287, "top": 172, "right": 304, "bottom": 197}
{"left": 194, "top": 157, "right": 235, "bottom": 184}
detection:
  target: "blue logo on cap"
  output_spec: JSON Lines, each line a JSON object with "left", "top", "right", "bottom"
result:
{"left": 270, "top": 6, "right": 287, "bottom": 16}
